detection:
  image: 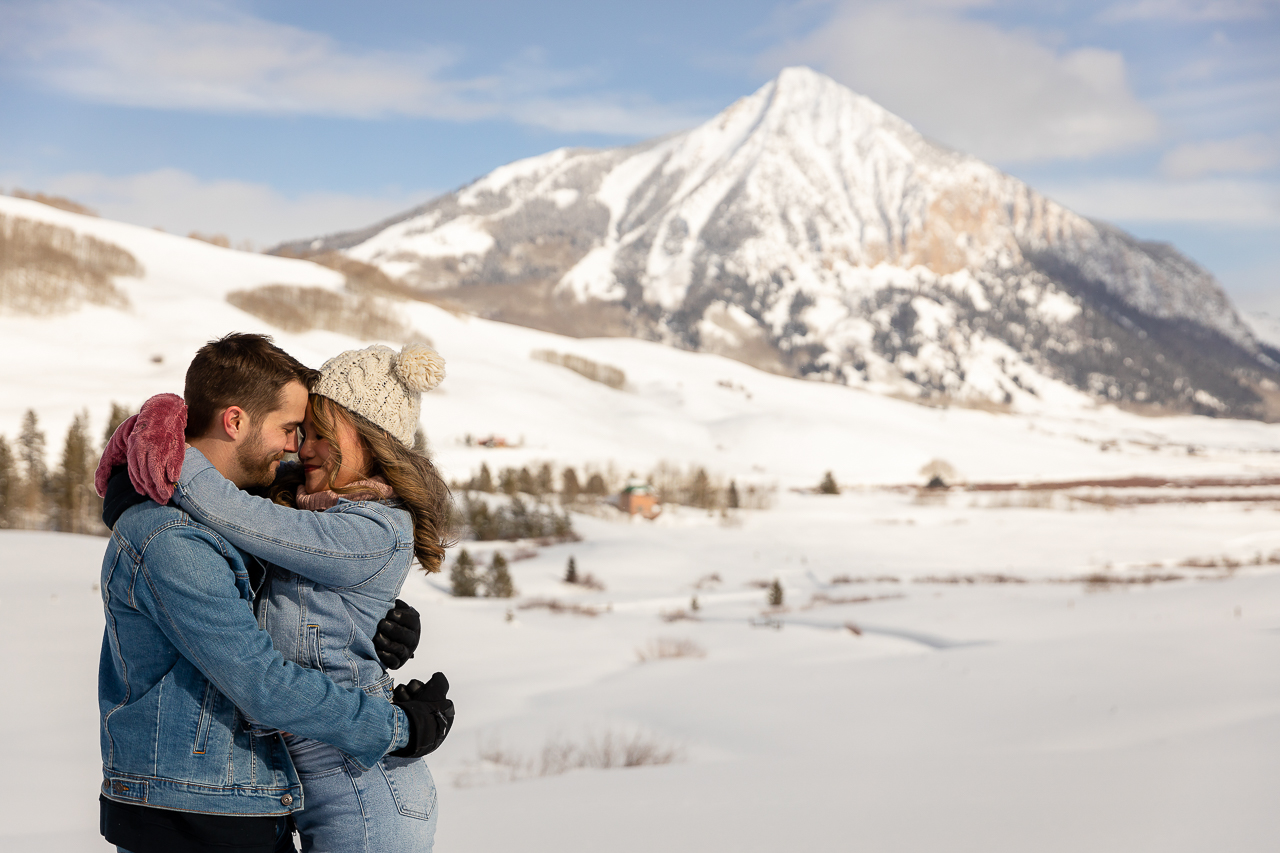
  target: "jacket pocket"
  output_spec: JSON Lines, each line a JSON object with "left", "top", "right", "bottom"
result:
{"left": 306, "top": 624, "right": 323, "bottom": 671}
{"left": 193, "top": 682, "right": 215, "bottom": 755}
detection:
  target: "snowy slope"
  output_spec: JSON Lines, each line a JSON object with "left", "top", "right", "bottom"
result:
{"left": 5, "top": 192, "right": 1280, "bottom": 491}
{"left": 284, "top": 67, "right": 1277, "bottom": 419}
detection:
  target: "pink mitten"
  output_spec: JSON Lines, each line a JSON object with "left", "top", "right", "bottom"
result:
{"left": 95, "top": 414, "right": 138, "bottom": 498}
{"left": 125, "top": 393, "right": 189, "bottom": 504}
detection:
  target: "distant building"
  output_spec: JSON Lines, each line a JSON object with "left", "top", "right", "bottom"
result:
{"left": 619, "top": 482, "right": 661, "bottom": 519}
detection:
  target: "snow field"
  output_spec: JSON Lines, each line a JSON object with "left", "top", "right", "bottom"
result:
{"left": 5, "top": 488, "right": 1279, "bottom": 852}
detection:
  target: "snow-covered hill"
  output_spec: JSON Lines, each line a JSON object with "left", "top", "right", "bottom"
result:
{"left": 5, "top": 191, "right": 1280, "bottom": 491}
{"left": 281, "top": 67, "right": 1279, "bottom": 419}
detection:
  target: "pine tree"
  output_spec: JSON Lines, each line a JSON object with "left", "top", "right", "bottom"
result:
{"left": 727, "top": 480, "right": 740, "bottom": 509}
{"left": 475, "top": 463, "right": 494, "bottom": 493}
{"left": 690, "top": 595, "right": 700, "bottom": 613}
{"left": 0, "top": 436, "right": 14, "bottom": 529}
{"left": 818, "top": 471, "right": 840, "bottom": 495}
{"left": 561, "top": 467, "right": 580, "bottom": 503}
{"left": 17, "top": 409, "right": 47, "bottom": 526}
{"left": 450, "top": 549, "right": 480, "bottom": 597}
{"left": 517, "top": 466, "right": 536, "bottom": 496}
{"left": 54, "top": 410, "right": 99, "bottom": 533}
{"left": 499, "top": 467, "right": 519, "bottom": 496}
{"left": 585, "top": 472, "right": 607, "bottom": 496}
{"left": 485, "top": 552, "right": 516, "bottom": 598}
{"left": 564, "top": 556, "right": 578, "bottom": 584}
{"left": 102, "top": 402, "right": 134, "bottom": 447}
{"left": 536, "top": 463, "right": 554, "bottom": 497}
{"left": 768, "top": 579, "right": 784, "bottom": 608}
{"left": 689, "top": 467, "right": 712, "bottom": 508}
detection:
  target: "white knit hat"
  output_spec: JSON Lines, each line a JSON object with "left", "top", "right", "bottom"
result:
{"left": 313, "top": 343, "right": 445, "bottom": 446}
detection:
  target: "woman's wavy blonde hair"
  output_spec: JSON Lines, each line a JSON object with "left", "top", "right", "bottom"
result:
{"left": 269, "top": 394, "right": 454, "bottom": 573}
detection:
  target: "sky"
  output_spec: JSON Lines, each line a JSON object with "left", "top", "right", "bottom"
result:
{"left": 1, "top": 0, "right": 1277, "bottom": 307}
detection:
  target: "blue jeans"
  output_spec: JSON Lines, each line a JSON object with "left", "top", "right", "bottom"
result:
{"left": 285, "top": 735, "right": 438, "bottom": 853}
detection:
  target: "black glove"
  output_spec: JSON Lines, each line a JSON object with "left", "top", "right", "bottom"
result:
{"left": 390, "top": 672, "right": 454, "bottom": 758}
{"left": 374, "top": 599, "right": 421, "bottom": 670}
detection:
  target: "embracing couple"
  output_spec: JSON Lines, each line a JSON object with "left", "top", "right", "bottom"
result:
{"left": 96, "top": 332, "right": 455, "bottom": 853}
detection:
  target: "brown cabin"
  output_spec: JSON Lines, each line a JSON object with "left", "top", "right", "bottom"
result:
{"left": 619, "top": 483, "right": 661, "bottom": 519}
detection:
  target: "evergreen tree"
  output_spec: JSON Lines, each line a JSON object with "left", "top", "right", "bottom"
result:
{"left": 564, "top": 556, "right": 578, "bottom": 584}
{"left": 585, "top": 472, "right": 607, "bottom": 496}
{"left": 768, "top": 578, "right": 784, "bottom": 608}
{"left": 0, "top": 436, "right": 14, "bottom": 529}
{"left": 517, "top": 466, "right": 536, "bottom": 495}
{"left": 499, "top": 467, "right": 519, "bottom": 496}
{"left": 690, "top": 595, "right": 700, "bottom": 613}
{"left": 450, "top": 549, "right": 480, "bottom": 597}
{"left": 727, "top": 479, "right": 740, "bottom": 509}
{"left": 475, "top": 463, "right": 494, "bottom": 493}
{"left": 689, "top": 467, "right": 712, "bottom": 508}
{"left": 485, "top": 552, "right": 516, "bottom": 598}
{"left": 818, "top": 471, "right": 840, "bottom": 495}
{"left": 54, "top": 410, "right": 98, "bottom": 533}
{"left": 561, "top": 467, "right": 581, "bottom": 503}
{"left": 17, "top": 409, "right": 47, "bottom": 525}
{"left": 102, "top": 402, "right": 134, "bottom": 448}
{"left": 536, "top": 463, "right": 554, "bottom": 497}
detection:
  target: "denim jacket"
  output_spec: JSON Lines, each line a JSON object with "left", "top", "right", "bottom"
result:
{"left": 99, "top": 498, "right": 406, "bottom": 818}
{"left": 170, "top": 448, "right": 417, "bottom": 699}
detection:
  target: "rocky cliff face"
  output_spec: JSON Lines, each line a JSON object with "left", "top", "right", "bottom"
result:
{"left": 279, "top": 67, "right": 1280, "bottom": 418}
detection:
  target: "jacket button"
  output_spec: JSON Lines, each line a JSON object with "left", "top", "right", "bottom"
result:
{"left": 281, "top": 794, "right": 294, "bottom": 806}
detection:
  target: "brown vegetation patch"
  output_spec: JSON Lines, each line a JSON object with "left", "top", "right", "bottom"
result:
{"left": 531, "top": 349, "right": 626, "bottom": 389}
{"left": 457, "top": 729, "right": 683, "bottom": 787}
{"left": 11, "top": 190, "right": 96, "bottom": 216}
{"left": 914, "top": 573, "right": 1029, "bottom": 584}
{"left": 830, "top": 574, "right": 901, "bottom": 584}
{"left": 226, "top": 283, "right": 417, "bottom": 341}
{"left": 802, "top": 592, "right": 905, "bottom": 609}
{"left": 517, "top": 597, "right": 606, "bottom": 617}
{"left": 0, "top": 213, "right": 138, "bottom": 314}
{"left": 636, "top": 637, "right": 706, "bottom": 662}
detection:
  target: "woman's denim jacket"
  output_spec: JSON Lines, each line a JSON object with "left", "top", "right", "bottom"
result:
{"left": 170, "top": 448, "right": 417, "bottom": 706}
{"left": 99, "top": 486, "right": 406, "bottom": 817}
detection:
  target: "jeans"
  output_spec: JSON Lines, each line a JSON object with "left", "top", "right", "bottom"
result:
{"left": 285, "top": 735, "right": 437, "bottom": 853}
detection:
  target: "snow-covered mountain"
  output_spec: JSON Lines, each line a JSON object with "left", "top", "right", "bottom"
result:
{"left": 280, "top": 67, "right": 1279, "bottom": 420}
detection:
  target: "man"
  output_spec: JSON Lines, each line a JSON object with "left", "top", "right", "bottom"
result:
{"left": 98, "top": 333, "right": 448, "bottom": 853}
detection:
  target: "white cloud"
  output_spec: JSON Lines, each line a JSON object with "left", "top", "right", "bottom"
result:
{"left": 763, "top": 0, "right": 1160, "bottom": 163}
{"left": 4, "top": 168, "right": 434, "bottom": 247}
{"left": 3, "top": 0, "right": 702, "bottom": 136}
{"left": 1037, "top": 176, "right": 1280, "bottom": 225}
{"left": 1161, "top": 134, "right": 1280, "bottom": 178}
{"left": 1099, "top": 0, "right": 1280, "bottom": 22}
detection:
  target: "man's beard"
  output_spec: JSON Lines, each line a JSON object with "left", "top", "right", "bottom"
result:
{"left": 236, "top": 427, "right": 283, "bottom": 488}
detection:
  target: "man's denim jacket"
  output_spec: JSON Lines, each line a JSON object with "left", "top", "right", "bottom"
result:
{"left": 99, "top": 489, "right": 406, "bottom": 817}
{"left": 170, "top": 448, "right": 417, "bottom": 698}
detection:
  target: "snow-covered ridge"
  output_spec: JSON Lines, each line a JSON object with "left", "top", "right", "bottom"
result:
{"left": 282, "top": 66, "right": 1277, "bottom": 419}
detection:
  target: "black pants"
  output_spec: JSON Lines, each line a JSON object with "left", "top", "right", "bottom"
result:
{"left": 102, "top": 796, "right": 298, "bottom": 853}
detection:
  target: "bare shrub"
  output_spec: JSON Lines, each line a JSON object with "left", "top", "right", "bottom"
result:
{"left": 531, "top": 350, "right": 626, "bottom": 390}
{"left": 188, "top": 231, "right": 230, "bottom": 248}
{"left": 226, "top": 283, "right": 415, "bottom": 341}
{"left": 914, "top": 573, "right": 1029, "bottom": 584}
{"left": 11, "top": 189, "right": 96, "bottom": 216}
{"left": 636, "top": 637, "right": 706, "bottom": 662}
{"left": 459, "top": 728, "right": 683, "bottom": 787}
{"left": 659, "top": 608, "right": 697, "bottom": 622}
{"left": 803, "top": 592, "right": 904, "bottom": 609}
{"left": 0, "top": 213, "right": 138, "bottom": 314}
{"left": 830, "top": 574, "right": 900, "bottom": 584}
{"left": 693, "top": 572, "right": 722, "bottom": 589}
{"left": 518, "top": 598, "right": 605, "bottom": 617}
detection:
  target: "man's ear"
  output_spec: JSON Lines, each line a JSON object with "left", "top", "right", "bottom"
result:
{"left": 219, "top": 406, "right": 249, "bottom": 440}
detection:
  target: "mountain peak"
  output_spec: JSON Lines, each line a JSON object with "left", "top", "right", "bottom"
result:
{"left": 276, "top": 69, "right": 1277, "bottom": 419}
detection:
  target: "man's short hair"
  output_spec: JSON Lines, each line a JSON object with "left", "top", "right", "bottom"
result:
{"left": 184, "top": 333, "right": 320, "bottom": 438}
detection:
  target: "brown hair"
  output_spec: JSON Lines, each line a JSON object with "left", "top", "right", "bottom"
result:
{"left": 269, "top": 395, "right": 455, "bottom": 573}
{"left": 185, "top": 333, "right": 321, "bottom": 438}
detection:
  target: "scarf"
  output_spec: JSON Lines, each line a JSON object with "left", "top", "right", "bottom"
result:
{"left": 296, "top": 475, "right": 395, "bottom": 511}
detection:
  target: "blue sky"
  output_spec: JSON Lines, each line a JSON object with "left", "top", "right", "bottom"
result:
{"left": 2, "top": 0, "right": 1277, "bottom": 305}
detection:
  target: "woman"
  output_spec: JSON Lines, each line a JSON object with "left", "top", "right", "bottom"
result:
{"left": 132, "top": 342, "right": 453, "bottom": 853}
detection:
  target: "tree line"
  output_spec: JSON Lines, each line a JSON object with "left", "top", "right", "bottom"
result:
{"left": 0, "top": 404, "right": 133, "bottom": 535}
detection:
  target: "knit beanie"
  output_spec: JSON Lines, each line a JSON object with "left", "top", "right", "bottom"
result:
{"left": 313, "top": 343, "right": 445, "bottom": 447}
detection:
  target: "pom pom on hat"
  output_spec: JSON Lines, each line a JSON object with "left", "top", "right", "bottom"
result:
{"left": 394, "top": 343, "right": 446, "bottom": 393}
